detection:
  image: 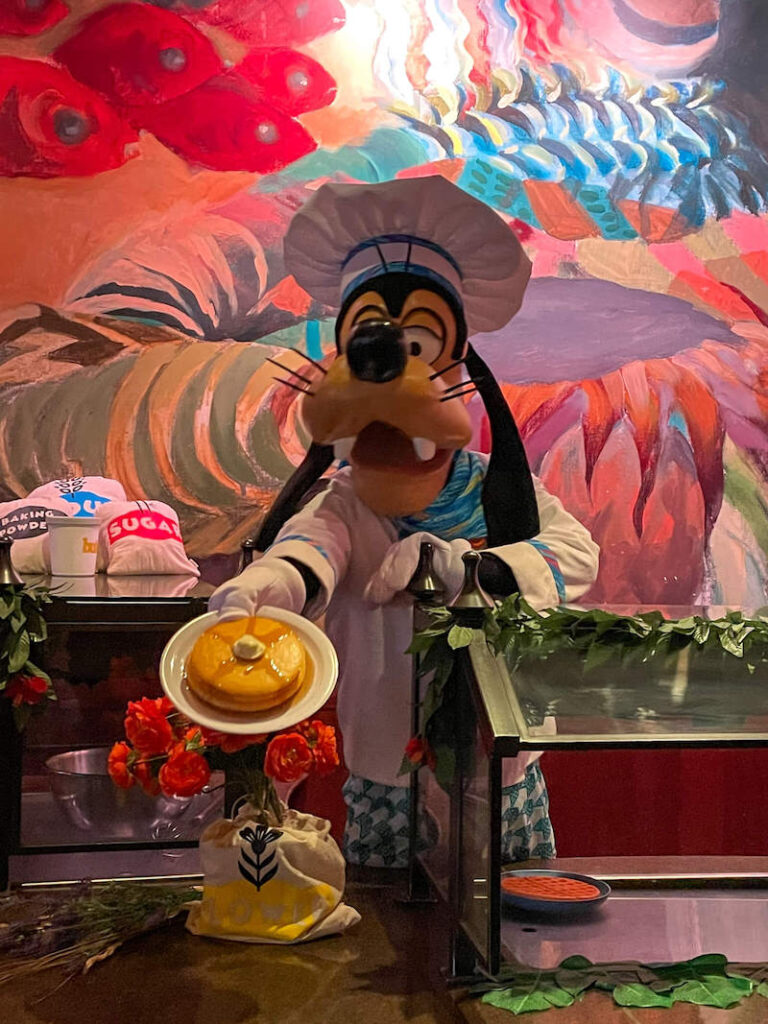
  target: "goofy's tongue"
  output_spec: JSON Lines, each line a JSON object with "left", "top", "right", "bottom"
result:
{"left": 351, "top": 423, "right": 451, "bottom": 475}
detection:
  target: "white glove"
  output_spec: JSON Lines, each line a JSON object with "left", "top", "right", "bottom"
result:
{"left": 364, "top": 532, "right": 471, "bottom": 606}
{"left": 208, "top": 557, "right": 306, "bottom": 621}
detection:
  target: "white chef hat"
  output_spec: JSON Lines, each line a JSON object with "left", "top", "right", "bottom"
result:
{"left": 283, "top": 176, "right": 531, "bottom": 335}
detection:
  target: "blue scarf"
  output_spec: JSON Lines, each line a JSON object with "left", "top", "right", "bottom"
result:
{"left": 393, "top": 450, "right": 487, "bottom": 543}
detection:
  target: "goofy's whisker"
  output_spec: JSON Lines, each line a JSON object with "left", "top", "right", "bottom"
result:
{"left": 430, "top": 358, "right": 466, "bottom": 380}
{"left": 272, "top": 376, "right": 315, "bottom": 397}
{"left": 442, "top": 377, "right": 485, "bottom": 393}
{"left": 439, "top": 386, "right": 478, "bottom": 402}
{"left": 286, "top": 348, "right": 328, "bottom": 374}
{"left": 266, "top": 357, "right": 314, "bottom": 386}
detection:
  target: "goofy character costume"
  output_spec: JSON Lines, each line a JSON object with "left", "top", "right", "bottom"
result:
{"left": 210, "top": 177, "right": 600, "bottom": 867}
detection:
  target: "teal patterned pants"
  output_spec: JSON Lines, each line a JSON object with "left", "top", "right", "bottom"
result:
{"left": 342, "top": 761, "right": 556, "bottom": 868}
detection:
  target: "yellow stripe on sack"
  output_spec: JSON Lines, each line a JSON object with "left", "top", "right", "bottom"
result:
{"left": 192, "top": 879, "right": 339, "bottom": 942}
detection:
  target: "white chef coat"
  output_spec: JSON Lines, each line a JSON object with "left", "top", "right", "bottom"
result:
{"left": 258, "top": 458, "right": 599, "bottom": 787}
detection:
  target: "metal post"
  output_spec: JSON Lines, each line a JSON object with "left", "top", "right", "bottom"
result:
{"left": 400, "top": 542, "right": 446, "bottom": 904}
{"left": 0, "top": 696, "right": 22, "bottom": 892}
{"left": 443, "top": 550, "right": 495, "bottom": 973}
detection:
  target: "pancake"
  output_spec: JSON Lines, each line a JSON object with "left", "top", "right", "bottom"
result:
{"left": 186, "top": 616, "right": 306, "bottom": 712}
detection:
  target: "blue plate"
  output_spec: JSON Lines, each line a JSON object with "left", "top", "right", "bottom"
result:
{"left": 501, "top": 869, "right": 611, "bottom": 915}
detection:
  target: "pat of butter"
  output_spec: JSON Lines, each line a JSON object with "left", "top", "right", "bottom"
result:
{"left": 232, "top": 634, "right": 266, "bottom": 661}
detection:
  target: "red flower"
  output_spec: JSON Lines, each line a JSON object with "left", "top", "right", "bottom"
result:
{"left": 158, "top": 745, "right": 211, "bottom": 798}
{"left": 157, "top": 696, "right": 176, "bottom": 717}
{"left": 405, "top": 737, "right": 435, "bottom": 771}
{"left": 198, "top": 727, "right": 266, "bottom": 753}
{"left": 124, "top": 697, "right": 174, "bottom": 756}
{"left": 299, "top": 719, "right": 339, "bottom": 775}
{"left": 132, "top": 759, "right": 161, "bottom": 797}
{"left": 264, "top": 732, "right": 313, "bottom": 782}
{"left": 219, "top": 733, "right": 268, "bottom": 754}
{"left": 4, "top": 674, "right": 48, "bottom": 707}
{"left": 107, "top": 742, "right": 135, "bottom": 790}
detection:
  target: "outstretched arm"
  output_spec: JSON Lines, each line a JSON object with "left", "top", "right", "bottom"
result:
{"left": 209, "top": 484, "right": 352, "bottom": 622}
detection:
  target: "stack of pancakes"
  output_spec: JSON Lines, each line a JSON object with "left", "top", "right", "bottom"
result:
{"left": 186, "top": 616, "right": 307, "bottom": 712}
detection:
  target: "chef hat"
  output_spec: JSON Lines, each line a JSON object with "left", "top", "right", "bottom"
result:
{"left": 283, "top": 176, "right": 531, "bottom": 335}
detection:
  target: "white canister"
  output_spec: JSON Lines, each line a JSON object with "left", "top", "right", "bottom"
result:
{"left": 46, "top": 517, "right": 100, "bottom": 576}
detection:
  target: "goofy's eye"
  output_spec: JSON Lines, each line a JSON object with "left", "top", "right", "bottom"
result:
{"left": 403, "top": 326, "right": 443, "bottom": 365}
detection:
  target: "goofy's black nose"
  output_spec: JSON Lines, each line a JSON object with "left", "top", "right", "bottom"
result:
{"left": 346, "top": 322, "right": 407, "bottom": 383}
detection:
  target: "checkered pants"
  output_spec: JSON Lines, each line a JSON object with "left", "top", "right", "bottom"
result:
{"left": 342, "top": 760, "right": 556, "bottom": 868}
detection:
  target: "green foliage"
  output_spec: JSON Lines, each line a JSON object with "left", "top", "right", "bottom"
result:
{"left": 670, "top": 976, "right": 752, "bottom": 1008}
{"left": 472, "top": 954, "right": 758, "bottom": 1016}
{"left": 482, "top": 980, "right": 574, "bottom": 1014}
{"left": 612, "top": 984, "right": 673, "bottom": 1007}
{"left": 492, "top": 598, "right": 768, "bottom": 673}
{"left": 0, "top": 583, "right": 54, "bottom": 730}
{"left": 403, "top": 598, "right": 768, "bottom": 789}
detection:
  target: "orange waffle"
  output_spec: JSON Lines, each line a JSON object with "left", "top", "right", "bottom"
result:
{"left": 501, "top": 875, "right": 601, "bottom": 901}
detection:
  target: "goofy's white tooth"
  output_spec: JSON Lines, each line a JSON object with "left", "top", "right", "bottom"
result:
{"left": 413, "top": 437, "right": 437, "bottom": 461}
{"left": 333, "top": 437, "right": 355, "bottom": 461}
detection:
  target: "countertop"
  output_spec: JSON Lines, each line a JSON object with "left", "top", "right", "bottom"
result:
{"left": 3, "top": 872, "right": 768, "bottom": 1024}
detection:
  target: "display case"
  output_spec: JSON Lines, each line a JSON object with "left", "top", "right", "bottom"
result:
{"left": 0, "top": 575, "right": 218, "bottom": 889}
{"left": 411, "top": 588, "right": 768, "bottom": 979}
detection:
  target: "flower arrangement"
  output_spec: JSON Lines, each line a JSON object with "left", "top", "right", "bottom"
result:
{"left": 108, "top": 695, "right": 339, "bottom": 823}
{"left": 0, "top": 582, "right": 55, "bottom": 729}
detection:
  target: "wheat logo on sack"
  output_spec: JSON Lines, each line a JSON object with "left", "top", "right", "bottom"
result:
{"left": 0, "top": 506, "right": 59, "bottom": 540}
{"left": 107, "top": 511, "right": 183, "bottom": 545}
{"left": 55, "top": 478, "right": 112, "bottom": 517}
{"left": 237, "top": 825, "right": 281, "bottom": 891}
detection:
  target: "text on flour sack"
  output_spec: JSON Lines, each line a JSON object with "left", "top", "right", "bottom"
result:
{"left": 107, "top": 512, "right": 183, "bottom": 545}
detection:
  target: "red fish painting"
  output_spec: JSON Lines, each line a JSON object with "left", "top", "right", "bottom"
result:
{"left": 140, "top": 75, "right": 316, "bottom": 172}
{"left": 236, "top": 48, "right": 337, "bottom": 116}
{"left": 0, "top": 56, "right": 137, "bottom": 177}
{"left": 0, "top": 0, "right": 68, "bottom": 36}
{"left": 54, "top": 2, "right": 222, "bottom": 113}
{"left": 167, "top": 0, "right": 346, "bottom": 48}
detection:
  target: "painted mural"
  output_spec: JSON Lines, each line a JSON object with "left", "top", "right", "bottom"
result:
{"left": 0, "top": 0, "right": 767, "bottom": 607}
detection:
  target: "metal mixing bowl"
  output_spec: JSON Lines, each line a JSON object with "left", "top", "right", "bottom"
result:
{"left": 46, "top": 747, "right": 223, "bottom": 840}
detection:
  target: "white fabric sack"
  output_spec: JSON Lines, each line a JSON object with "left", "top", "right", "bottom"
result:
{"left": 28, "top": 476, "right": 126, "bottom": 517}
{"left": 97, "top": 500, "right": 199, "bottom": 576}
{"left": 186, "top": 803, "right": 360, "bottom": 944}
{"left": 0, "top": 498, "right": 73, "bottom": 574}
{"left": 106, "top": 574, "right": 200, "bottom": 598}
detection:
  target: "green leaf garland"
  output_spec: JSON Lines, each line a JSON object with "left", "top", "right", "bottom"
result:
{"left": 613, "top": 984, "right": 673, "bottom": 1007}
{"left": 671, "top": 976, "right": 752, "bottom": 1008}
{"left": 482, "top": 980, "right": 574, "bottom": 1014}
{"left": 404, "top": 598, "right": 768, "bottom": 790}
{"left": 472, "top": 956, "right": 760, "bottom": 1015}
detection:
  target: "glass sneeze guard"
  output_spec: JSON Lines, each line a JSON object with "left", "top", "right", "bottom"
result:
{"left": 414, "top": 603, "right": 768, "bottom": 978}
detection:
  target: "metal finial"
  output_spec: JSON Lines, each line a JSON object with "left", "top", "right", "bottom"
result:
{"left": 0, "top": 540, "right": 23, "bottom": 587}
{"left": 448, "top": 550, "right": 493, "bottom": 625}
{"left": 406, "top": 541, "right": 447, "bottom": 606}
{"left": 240, "top": 537, "right": 257, "bottom": 571}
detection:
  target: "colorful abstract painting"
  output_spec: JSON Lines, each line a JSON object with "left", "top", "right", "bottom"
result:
{"left": 1, "top": 0, "right": 767, "bottom": 606}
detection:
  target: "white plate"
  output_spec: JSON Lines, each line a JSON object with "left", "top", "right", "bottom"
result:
{"left": 160, "top": 608, "right": 338, "bottom": 734}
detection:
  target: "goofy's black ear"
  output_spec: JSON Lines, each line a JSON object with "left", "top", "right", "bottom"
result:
{"left": 465, "top": 345, "right": 540, "bottom": 546}
{"left": 254, "top": 442, "right": 335, "bottom": 551}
